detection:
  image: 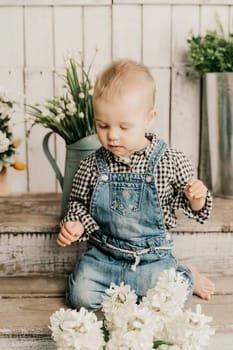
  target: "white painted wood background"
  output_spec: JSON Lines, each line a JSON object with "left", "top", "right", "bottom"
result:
{"left": 0, "top": 0, "right": 232, "bottom": 194}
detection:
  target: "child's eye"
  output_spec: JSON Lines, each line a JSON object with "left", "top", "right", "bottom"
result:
{"left": 120, "top": 126, "right": 129, "bottom": 130}
{"left": 97, "top": 124, "right": 108, "bottom": 129}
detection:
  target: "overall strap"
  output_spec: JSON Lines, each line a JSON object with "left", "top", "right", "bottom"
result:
{"left": 147, "top": 139, "right": 167, "bottom": 174}
{"left": 95, "top": 147, "right": 108, "bottom": 173}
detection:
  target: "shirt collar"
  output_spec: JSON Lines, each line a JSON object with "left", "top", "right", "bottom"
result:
{"left": 103, "top": 133, "right": 160, "bottom": 165}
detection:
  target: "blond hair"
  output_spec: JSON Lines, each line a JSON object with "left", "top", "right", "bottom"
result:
{"left": 93, "top": 59, "right": 156, "bottom": 107}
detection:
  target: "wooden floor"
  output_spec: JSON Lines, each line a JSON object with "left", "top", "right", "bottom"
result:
{"left": 0, "top": 193, "right": 232, "bottom": 349}
{"left": 0, "top": 275, "right": 232, "bottom": 333}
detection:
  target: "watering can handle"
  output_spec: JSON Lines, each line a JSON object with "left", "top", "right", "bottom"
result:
{"left": 42, "top": 132, "right": 64, "bottom": 189}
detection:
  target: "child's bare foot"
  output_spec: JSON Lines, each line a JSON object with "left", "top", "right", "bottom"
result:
{"left": 186, "top": 264, "right": 215, "bottom": 300}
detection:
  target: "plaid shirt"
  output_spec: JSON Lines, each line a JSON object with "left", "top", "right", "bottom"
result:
{"left": 61, "top": 133, "right": 212, "bottom": 241}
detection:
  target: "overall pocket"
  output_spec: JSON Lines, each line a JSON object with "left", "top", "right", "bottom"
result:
{"left": 110, "top": 182, "right": 143, "bottom": 216}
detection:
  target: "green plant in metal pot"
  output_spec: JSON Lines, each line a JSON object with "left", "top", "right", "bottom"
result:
{"left": 187, "top": 30, "right": 233, "bottom": 74}
{"left": 26, "top": 51, "right": 100, "bottom": 216}
{"left": 187, "top": 30, "right": 233, "bottom": 198}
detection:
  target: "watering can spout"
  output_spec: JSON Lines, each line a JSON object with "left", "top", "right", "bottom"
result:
{"left": 43, "top": 132, "right": 64, "bottom": 188}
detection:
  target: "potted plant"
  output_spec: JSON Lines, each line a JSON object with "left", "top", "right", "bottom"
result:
{"left": 27, "top": 52, "right": 100, "bottom": 217}
{"left": 187, "top": 30, "right": 233, "bottom": 197}
{"left": 0, "top": 90, "right": 27, "bottom": 195}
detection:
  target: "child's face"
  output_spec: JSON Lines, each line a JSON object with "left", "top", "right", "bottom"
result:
{"left": 94, "top": 85, "right": 154, "bottom": 158}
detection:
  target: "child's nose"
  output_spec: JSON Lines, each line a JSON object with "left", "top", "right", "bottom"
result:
{"left": 108, "top": 128, "right": 119, "bottom": 140}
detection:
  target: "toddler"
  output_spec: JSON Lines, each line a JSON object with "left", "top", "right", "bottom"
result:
{"left": 57, "top": 59, "right": 215, "bottom": 310}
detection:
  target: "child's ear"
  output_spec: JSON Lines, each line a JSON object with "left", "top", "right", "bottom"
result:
{"left": 147, "top": 110, "right": 157, "bottom": 126}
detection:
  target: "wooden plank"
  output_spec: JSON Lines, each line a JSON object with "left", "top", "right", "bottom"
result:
{"left": 191, "top": 295, "right": 233, "bottom": 332}
{"left": 114, "top": 1, "right": 233, "bottom": 4}
{"left": 112, "top": 5, "right": 141, "bottom": 60}
{"left": 24, "top": 7, "right": 55, "bottom": 191}
{"left": 0, "top": 222, "right": 233, "bottom": 276}
{"left": 0, "top": 332, "right": 232, "bottom": 350}
{"left": 201, "top": 5, "right": 229, "bottom": 34}
{"left": 0, "top": 68, "right": 27, "bottom": 193}
{"left": 230, "top": 6, "right": 233, "bottom": 33}
{"left": 24, "top": 7, "right": 53, "bottom": 67}
{"left": 0, "top": 273, "right": 232, "bottom": 298}
{"left": 0, "top": 193, "right": 61, "bottom": 232}
{"left": 0, "top": 297, "right": 66, "bottom": 332}
{"left": 170, "top": 66, "right": 200, "bottom": 172}
{"left": 175, "top": 197, "right": 233, "bottom": 232}
{"left": 0, "top": 276, "right": 66, "bottom": 297}
{"left": 0, "top": 7, "right": 23, "bottom": 66}
{"left": 143, "top": 5, "right": 171, "bottom": 67}
{"left": 84, "top": 6, "right": 111, "bottom": 67}
{"left": 0, "top": 292, "right": 232, "bottom": 334}
{"left": 208, "top": 334, "right": 233, "bottom": 350}
{"left": 0, "top": 195, "right": 232, "bottom": 276}
{"left": 0, "top": 336, "right": 56, "bottom": 350}
{"left": 0, "top": 1, "right": 233, "bottom": 5}
{"left": 172, "top": 5, "right": 199, "bottom": 64}
{"left": 0, "top": 0, "right": 111, "bottom": 4}
{"left": 174, "top": 232, "right": 233, "bottom": 274}
{"left": 150, "top": 68, "right": 170, "bottom": 143}
{"left": 1, "top": 194, "right": 232, "bottom": 233}
{"left": 0, "top": 232, "right": 86, "bottom": 275}
{"left": 53, "top": 6, "right": 83, "bottom": 67}
{"left": 25, "top": 68, "right": 56, "bottom": 192}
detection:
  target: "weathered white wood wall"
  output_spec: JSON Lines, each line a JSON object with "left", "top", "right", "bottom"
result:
{"left": 0, "top": 0, "right": 232, "bottom": 194}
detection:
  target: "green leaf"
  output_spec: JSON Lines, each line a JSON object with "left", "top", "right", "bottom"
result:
{"left": 101, "top": 325, "right": 110, "bottom": 343}
{"left": 153, "top": 340, "right": 174, "bottom": 348}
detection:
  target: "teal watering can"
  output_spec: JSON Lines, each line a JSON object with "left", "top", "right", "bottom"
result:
{"left": 43, "top": 132, "right": 100, "bottom": 218}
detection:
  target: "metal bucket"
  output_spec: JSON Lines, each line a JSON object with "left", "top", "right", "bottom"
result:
{"left": 204, "top": 73, "right": 233, "bottom": 197}
{"left": 43, "top": 132, "right": 100, "bottom": 217}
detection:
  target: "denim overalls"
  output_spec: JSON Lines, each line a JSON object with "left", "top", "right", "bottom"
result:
{"left": 67, "top": 140, "right": 194, "bottom": 310}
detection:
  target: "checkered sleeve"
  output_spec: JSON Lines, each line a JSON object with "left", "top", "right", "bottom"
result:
{"left": 171, "top": 150, "right": 213, "bottom": 223}
{"left": 60, "top": 154, "right": 99, "bottom": 241}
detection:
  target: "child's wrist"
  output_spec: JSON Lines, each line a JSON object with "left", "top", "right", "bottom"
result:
{"left": 189, "top": 196, "right": 206, "bottom": 211}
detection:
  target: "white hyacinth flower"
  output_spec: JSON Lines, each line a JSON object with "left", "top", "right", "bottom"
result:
{"left": 49, "top": 269, "right": 214, "bottom": 350}
{"left": 0, "top": 101, "right": 13, "bottom": 118}
{"left": 49, "top": 307, "right": 104, "bottom": 350}
{"left": 67, "top": 102, "right": 77, "bottom": 115}
{"left": 56, "top": 107, "right": 63, "bottom": 114}
{"left": 103, "top": 282, "right": 137, "bottom": 315}
{"left": 106, "top": 329, "right": 154, "bottom": 350}
{"left": 55, "top": 113, "right": 65, "bottom": 122}
{"left": 142, "top": 268, "right": 189, "bottom": 316}
{"left": 0, "top": 131, "right": 11, "bottom": 153}
{"left": 79, "top": 92, "right": 85, "bottom": 99}
{"left": 105, "top": 304, "right": 155, "bottom": 350}
{"left": 102, "top": 282, "right": 138, "bottom": 332}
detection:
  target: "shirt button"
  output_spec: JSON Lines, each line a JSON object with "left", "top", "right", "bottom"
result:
{"left": 101, "top": 175, "right": 108, "bottom": 182}
{"left": 146, "top": 175, "right": 152, "bottom": 183}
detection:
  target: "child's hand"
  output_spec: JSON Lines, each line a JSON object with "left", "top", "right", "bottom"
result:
{"left": 184, "top": 178, "right": 207, "bottom": 211}
{"left": 57, "top": 221, "right": 84, "bottom": 247}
